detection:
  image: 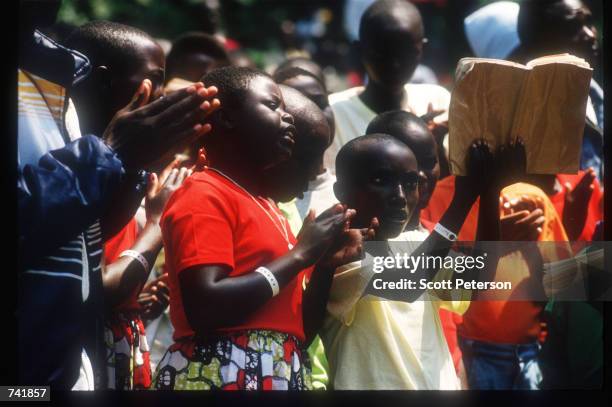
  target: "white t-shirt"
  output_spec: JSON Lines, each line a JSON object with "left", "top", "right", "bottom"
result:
{"left": 320, "top": 226, "right": 470, "bottom": 390}
{"left": 295, "top": 168, "right": 338, "bottom": 219}
{"left": 324, "top": 83, "right": 451, "bottom": 173}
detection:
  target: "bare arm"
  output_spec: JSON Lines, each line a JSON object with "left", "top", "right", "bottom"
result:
{"left": 179, "top": 205, "right": 355, "bottom": 335}
{"left": 103, "top": 166, "right": 192, "bottom": 309}
{"left": 102, "top": 221, "right": 163, "bottom": 308}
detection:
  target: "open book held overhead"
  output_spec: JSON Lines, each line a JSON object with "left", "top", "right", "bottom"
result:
{"left": 448, "top": 54, "right": 592, "bottom": 175}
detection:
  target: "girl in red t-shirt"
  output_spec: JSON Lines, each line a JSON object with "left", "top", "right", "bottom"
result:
{"left": 154, "top": 67, "right": 368, "bottom": 390}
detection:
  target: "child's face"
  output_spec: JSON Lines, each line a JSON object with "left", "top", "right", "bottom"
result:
{"left": 266, "top": 105, "right": 330, "bottom": 202}
{"left": 232, "top": 76, "right": 296, "bottom": 171}
{"left": 280, "top": 74, "right": 335, "bottom": 141}
{"left": 361, "top": 25, "right": 422, "bottom": 89}
{"left": 396, "top": 126, "right": 439, "bottom": 209}
{"left": 111, "top": 39, "right": 166, "bottom": 114}
{"left": 417, "top": 148, "right": 439, "bottom": 210}
{"left": 556, "top": 0, "right": 598, "bottom": 63}
{"left": 180, "top": 52, "right": 228, "bottom": 82}
{"left": 344, "top": 142, "right": 419, "bottom": 240}
{"left": 281, "top": 75, "right": 328, "bottom": 113}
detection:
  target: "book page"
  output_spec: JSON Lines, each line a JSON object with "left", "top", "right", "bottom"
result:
{"left": 526, "top": 53, "right": 590, "bottom": 69}
{"left": 511, "top": 60, "right": 592, "bottom": 174}
{"left": 449, "top": 58, "right": 528, "bottom": 175}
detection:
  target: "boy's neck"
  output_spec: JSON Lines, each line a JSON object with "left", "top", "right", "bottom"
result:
{"left": 359, "top": 80, "right": 407, "bottom": 114}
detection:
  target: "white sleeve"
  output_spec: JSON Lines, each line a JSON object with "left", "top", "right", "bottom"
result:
{"left": 326, "top": 260, "right": 372, "bottom": 324}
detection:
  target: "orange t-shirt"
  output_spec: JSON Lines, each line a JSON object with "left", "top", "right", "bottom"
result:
{"left": 161, "top": 170, "right": 311, "bottom": 342}
{"left": 423, "top": 179, "right": 571, "bottom": 344}
{"left": 458, "top": 183, "right": 570, "bottom": 344}
{"left": 549, "top": 171, "right": 603, "bottom": 242}
{"left": 103, "top": 217, "right": 140, "bottom": 311}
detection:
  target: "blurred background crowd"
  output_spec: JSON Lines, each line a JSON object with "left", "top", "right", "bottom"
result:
{"left": 44, "top": 0, "right": 604, "bottom": 93}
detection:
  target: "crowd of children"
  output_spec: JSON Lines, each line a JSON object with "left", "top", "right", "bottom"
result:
{"left": 18, "top": 0, "right": 604, "bottom": 391}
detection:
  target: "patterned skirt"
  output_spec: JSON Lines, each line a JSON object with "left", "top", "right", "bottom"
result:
{"left": 104, "top": 311, "right": 152, "bottom": 390}
{"left": 152, "top": 330, "right": 313, "bottom": 390}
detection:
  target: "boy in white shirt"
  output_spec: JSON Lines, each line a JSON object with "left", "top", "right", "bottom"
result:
{"left": 320, "top": 134, "right": 486, "bottom": 389}
{"left": 324, "top": 0, "right": 450, "bottom": 174}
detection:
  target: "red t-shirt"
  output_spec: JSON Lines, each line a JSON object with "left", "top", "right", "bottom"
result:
{"left": 161, "top": 170, "right": 311, "bottom": 342}
{"left": 549, "top": 172, "right": 603, "bottom": 242}
{"left": 421, "top": 176, "right": 479, "bottom": 241}
{"left": 103, "top": 218, "right": 140, "bottom": 311}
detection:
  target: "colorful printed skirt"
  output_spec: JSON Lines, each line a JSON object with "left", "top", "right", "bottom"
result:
{"left": 152, "top": 330, "right": 313, "bottom": 390}
{"left": 104, "top": 311, "right": 152, "bottom": 389}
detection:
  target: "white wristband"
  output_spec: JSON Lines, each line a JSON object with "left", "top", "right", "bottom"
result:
{"left": 255, "top": 266, "right": 280, "bottom": 297}
{"left": 119, "top": 250, "right": 150, "bottom": 271}
{"left": 434, "top": 223, "right": 457, "bottom": 241}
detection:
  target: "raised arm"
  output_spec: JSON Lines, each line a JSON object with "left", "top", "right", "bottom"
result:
{"left": 102, "top": 166, "right": 191, "bottom": 309}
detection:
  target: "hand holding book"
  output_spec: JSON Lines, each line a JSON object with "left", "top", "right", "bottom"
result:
{"left": 448, "top": 54, "right": 592, "bottom": 176}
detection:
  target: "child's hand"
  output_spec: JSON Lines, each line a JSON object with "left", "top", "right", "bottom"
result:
{"left": 318, "top": 217, "right": 379, "bottom": 270}
{"left": 455, "top": 139, "right": 495, "bottom": 202}
{"left": 154, "top": 156, "right": 188, "bottom": 192}
{"left": 294, "top": 205, "right": 357, "bottom": 267}
{"left": 138, "top": 273, "right": 170, "bottom": 321}
{"left": 562, "top": 168, "right": 596, "bottom": 240}
{"left": 103, "top": 80, "right": 220, "bottom": 172}
{"left": 421, "top": 103, "right": 448, "bottom": 145}
{"left": 500, "top": 208, "right": 544, "bottom": 241}
{"left": 499, "top": 194, "right": 545, "bottom": 246}
{"left": 193, "top": 147, "right": 208, "bottom": 172}
{"left": 145, "top": 166, "right": 193, "bottom": 224}
{"left": 500, "top": 194, "right": 544, "bottom": 216}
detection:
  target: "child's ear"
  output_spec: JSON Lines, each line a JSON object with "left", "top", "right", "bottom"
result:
{"left": 216, "top": 108, "right": 236, "bottom": 130}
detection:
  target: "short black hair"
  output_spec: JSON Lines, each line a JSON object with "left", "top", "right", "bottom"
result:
{"left": 366, "top": 110, "right": 430, "bottom": 144}
{"left": 65, "top": 20, "right": 156, "bottom": 72}
{"left": 273, "top": 66, "right": 325, "bottom": 90}
{"left": 517, "top": 0, "right": 570, "bottom": 45}
{"left": 359, "top": 0, "right": 423, "bottom": 44}
{"left": 336, "top": 133, "right": 411, "bottom": 182}
{"left": 275, "top": 57, "right": 325, "bottom": 86}
{"left": 201, "top": 66, "right": 270, "bottom": 109}
{"left": 166, "top": 31, "right": 230, "bottom": 78}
